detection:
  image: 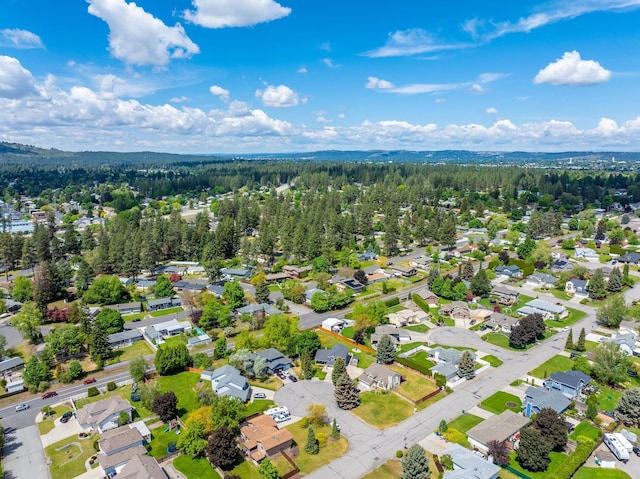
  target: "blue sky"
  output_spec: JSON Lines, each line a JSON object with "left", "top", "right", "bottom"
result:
{"left": 2, "top": 0, "right": 640, "bottom": 153}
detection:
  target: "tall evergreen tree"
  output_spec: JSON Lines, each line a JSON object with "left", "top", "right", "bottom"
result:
{"left": 470, "top": 269, "right": 491, "bottom": 296}
{"left": 588, "top": 269, "right": 607, "bottom": 300}
{"left": 564, "top": 329, "right": 574, "bottom": 350}
{"left": 457, "top": 351, "right": 475, "bottom": 379}
{"left": 331, "top": 357, "right": 346, "bottom": 386}
{"left": 304, "top": 426, "right": 319, "bottom": 455}
{"left": 461, "top": 260, "right": 475, "bottom": 281}
{"left": 401, "top": 444, "right": 430, "bottom": 479}
{"left": 607, "top": 266, "right": 623, "bottom": 292}
{"left": 334, "top": 372, "right": 360, "bottom": 410}
{"left": 376, "top": 334, "right": 396, "bottom": 364}
{"left": 576, "top": 328, "right": 586, "bottom": 352}
{"left": 89, "top": 323, "right": 111, "bottom": 366}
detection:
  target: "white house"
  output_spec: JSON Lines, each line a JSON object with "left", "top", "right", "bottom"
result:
{"left": 575, "top": 248, "right": 599, "bottom": 261}
{"left": 518, "top": 299, "right": 568, "bottom": 320}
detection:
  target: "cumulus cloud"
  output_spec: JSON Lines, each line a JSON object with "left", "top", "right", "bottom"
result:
{"left": 297, "top": 66, "right": 307, "bottom": 74}
{"left": 170, "top": 96, "right": 191, "bottom": 103}
{"left": 366, "top": 77, "right": 394, "bottom": 89}
{"left": 364, "top": 28, "right": 472, "bottom": 58}
{"left": 534, "top": 51, "right": 611, "bottom": 86}
{"left": 209, "top": 85, "right": 230, "bottom": 102}
{"left": 485, "top": 107, "right": 498, "bottom": 114}
{"left": 0, "top": 29, "right": 43, "bottom": 49}
{"left": 0, "top": 56, "right": 37, "bottom": 99}
{"left": 322, "top": 58, "right": 338, "bottom": 68}
{"left": 184, "top": 0, "right": 291, "bottom": 28}
{"left": 87, "top": 0, "right": 199, "bottom": 67}
{"left": 256, "top": 84, "right": 301, "bottom": 108}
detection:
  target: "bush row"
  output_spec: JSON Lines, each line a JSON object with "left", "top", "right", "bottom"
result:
{"left": 384, "top": 297, "right": 400, "bottom": 307}
{"left": 412, "top": 294, "right": 430, "bottom": 313}
{"left": 547, "top": 437, "right": 596, "bottom": 479}
{"left": 395, "top": 356, "right": 432, "bottom": 377}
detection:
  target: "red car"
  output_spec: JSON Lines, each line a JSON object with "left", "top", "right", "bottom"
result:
{"left": 41, "top": 391, "right": 57, "bottom": 399}
{"left": 83, "top": 377, "right": 97, "bottom": 385}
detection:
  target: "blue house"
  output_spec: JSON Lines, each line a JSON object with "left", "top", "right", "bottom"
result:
{"left": 523, "top": 386, "right": 571, "bottom": 417}
{"left": 544, "top": 370, "right": 591, "bottom": 399}
{"left": 251, "top": 348, "right": 292, "bottom": 374}
{"left": 495, "top": 265, "right": 522, "bottom": 279}
{"left": 357, "top": 252, "right": 377, "bottom": 262}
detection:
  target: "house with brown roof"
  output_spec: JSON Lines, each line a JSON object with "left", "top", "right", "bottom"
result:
{"left": 118, "top": 454, "right": 167, "bottom": 479}
{"left": 358, "top": 363, "right": 401, "bottom": 391}
{"left": 391, "top": 265, "right": 417, "bottom": 277}
{"left": 282, "top": 265, "right": 313, "bottom": 279}
{"left": 467, "top": 410, "right": 530, "bottom": 454}
{"left": 97, "top": 426, "right": 147, "bottom": 476}
{"left": 240, "top": 414, "right": 294, "bottom": 462}
{"left": 414, "top": 288, "right": 439, "bottom": 307}
{"left": 491, "top": 286, "right": 519, "bottom": 306}
{"left": 439, "top": 301, "right": 471, "bottom": 327}
{"left": 76, "top": 396, "right": 133, "bottom": 433}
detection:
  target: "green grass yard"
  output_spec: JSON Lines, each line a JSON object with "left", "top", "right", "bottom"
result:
{"left": 150, "top": 306, "right": 183, "bottom": 317}
{"left": 352, "top": 391, "right": 414, "bottom": 428}
{"left": 528, "top": 355, "right": 573, "bottom": 379}
{"left": 148, "top": 425, "right": 181, "bottom": 458}
{"left": 243, "top": 399, "right": 275, "bottom": 418}
{"left": 447, "top": 414, "right": 484, "bottom": 433}
{"left": 569, "top": 421, "right": 601, "bottom": 442}
{"left": 362, "top": 459, "right": 402, "bottom": 479}
{"left": 481, "top": 355, "right": 503, "bottom": 367}
{"left": 390, "top": 364, "right": 439, "bottom": 402}
{"left": 508, "top": 451, "right": 568, "bottom": 479}
{"left": 173, "top": 455, "right": 221, "bottom": 479}
{"left": 38, "top": 404, "right": 73, "bottom": 435}
{"left": 341, "top": 326, "right": 355, "bottom": 339}
{"left": 45, "top": 435, "right": 97, "bottom": 479}
{"left": 480, "top": 391, "right": 522, "bottom": 414}
{"left": 230, "top": 461, "right": 262, "bottom": 479}
{"left": 545, "top": 307, "right": 587, "bottom": 328}
{"left": 573, "top": 468, "right": 631, "bottom": 479}
{"left": 404, "top": 323, "right": 429, "bottom": 333}
{"left": 483, "top": 331, "right": 555, "bottom": 351}
{"left": 157, "top": 371, "right": 201, "bottom": 420}
{"left": 286, "top": 421, "right": 349, "bottom": 473}
{"left": 75, "top": 384, "right": 153, "bottom": 420}
{"left": 106, "top": 340, "right": 153, "bottom": 365}
{"left": 596, "top": 385, "right": 622, "bottom": 412}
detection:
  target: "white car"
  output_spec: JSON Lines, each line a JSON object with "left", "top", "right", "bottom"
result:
{"left": 15, "top": 403, "right": 30, "bottom": 412}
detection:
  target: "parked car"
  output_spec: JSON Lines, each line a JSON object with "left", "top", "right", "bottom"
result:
{"left": 83, "top": 377, "right": 97, "bottom": 385}
{"left": 253, "top": 392, "right": 266, "bottom": 399}
{"left": 15, "top": 403, "right": 30, "bottom": 412}
{"left": 42, "top": 391, "right": 57, "bottom": 399}
{"left": 288, "top": 375, "right": 298, "bottom": 382}
{"left": 60, "top": 411, "right": 73, "bottom": 423}
{"left": 627, "top": 369, "right": 638, "bottom": 378}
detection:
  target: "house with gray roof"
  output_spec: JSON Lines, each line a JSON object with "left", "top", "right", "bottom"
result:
{"left": 236, "top": 303, "right": 281, "bottom": 317}
{"left": 370, "top": 325, "right": 411, "bottom": 348}
{"left": 314, "top": 344, "right": 350, "bottom": 368}
{"left": 146, "top": 296, "right": 181, "bottom": 312}
{"left": 544, "top": 370, "right": 591, "bottom": 399}
{"left": 486, "top": 312, "right": 519, "bottom": 334}
{"left": 358, "top": 363, "right": 401, "bottom": 391}
{"left": 526, "top": 272, "right": 558, "bottom": 288}
{"left": 467, "top": 410, "right": 530, "bottom": 454}
{"left": 0, "top": 356, "right": 24, "bottom": 376}
{"left": 551, "top": 258, "right": 574, "bottom": 273}
{"left": 491, "top": 286, "right": 519, "bottom": 306}
{"left": 442, "top": 444, "right": 500, "bottom": 479}
{"left": 618, "top": 252, "right": 640, "bottom": 265}
{"left": 105, "top": 302, "right": 142, "bottom": 315}
{"left": 251, "top": 348, "right": 292, "bottom": 374}
{"left": 575, "top": 247, "right": 599, "bottom": 261}
{"left": 76, "top": 397, "right": 133, "bottom": 433}
{"left": 108, "top": 329, "right": 143, "bottom": 348}
{"left": 601, "top": 329, "right": 638, "bottom": 356}
{"left": 205, "top": 365, "right": 251, "bottom": 402}
{"left": 430, "top": 362, "right": 458, "bottom": 379}
{"left": 117, "top": 453, "right": 167, "bottom": 479}
{"left": 495, "top": 265, "right": 522, "bottom": 279}
{"left": 565, "top": 278, "right": 588, "bottom": 298}
{"left": 518, "top": 298, "right": 567, "bottom": 320}
{"left": 523, "top": 386, "right": 571, "bottom": 417}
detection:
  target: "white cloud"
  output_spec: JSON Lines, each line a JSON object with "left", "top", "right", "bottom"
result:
{"left": 0, "top": 56, "right": 37, "bottom": 99}
{"left": 170, "top": 96, "right": 191, "bottom": 103}
{"left": 297, "top": 66, "right": 307, "bottom": 74}
{"left": 209, "top": 85, "right": 230, "bottom": 102}
{"left": 485, "top": 107, "right": 498, "bottom": 114}
{"left": 184, "top": 0, "right": 291, "bottom": 28}
{"left": 0, "top": 29, "right": 43, "bottom": 49}
{"left": 255, "top": 84, "right": 300, "bottom": 108}
{"left": 322, "top": 58, "right": 338, "bottom": 68}
{"left": 87, "top": 0, "right": 200, "bottom": 67}
{"left": 534, "top": 51, "right": 611, "bottom": 86}
{"left": 469, "top": 84, "right": 487, "bottom": 94}
{"left": 338, "top": 113, "right": 346, "bottom": 119}
{"left": 435, "top": 98, "right": 447, "bottom": 104}
{"left": 364, "top": 28, "right": 472, "bottom": 58}
{"left": 366, "top": 77, "right": 395, "bottom": 89}
{"left": 316, "top": 115, "right": 331, "bottom": 123}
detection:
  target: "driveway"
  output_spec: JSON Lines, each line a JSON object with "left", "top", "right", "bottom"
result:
{"left": 40, "top": 417, "right": 82, "bottom": 448}
{"left": 2, "top": 424, "right": 50, "bottom": 479}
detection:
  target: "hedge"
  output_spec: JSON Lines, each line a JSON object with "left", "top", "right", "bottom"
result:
{"left": 610, "top": 244, "right": 626, "bottom": 255}
{"left": 488, "top": 258, "right": 500, "bottom": 270}
{"left": 412, "top": 294, "right": 430, "bottom": 313}
{"left": 508, "top": 258, "right": 534, "bottom": 277}
{"left": 395, "top": 356, "right": 433, "bottom": 376}
{"left": 546, "top": 437, "right": 596, "bottom": 479}
{"left": 87, "top": 386, "right": 99, "bottom": 397}
{"left": 384, "top": 297, "right": 400, "bottom": 307}
{"left": 107, "top": 381, "right": 117, "bottom": 391}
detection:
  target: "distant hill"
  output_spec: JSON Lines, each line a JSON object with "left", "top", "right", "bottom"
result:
{"left": 1, "top": 141, "right": 639, "bottom": 167}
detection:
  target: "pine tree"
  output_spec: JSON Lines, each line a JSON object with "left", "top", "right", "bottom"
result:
{"left": 304, "top": 426, "right": 319, "bottom": 455}
{"left": 331, "top": 418, "right": 340, "bottom": 440}
{"left": 334, "top": 372, "right": 360, "bottom": 410}
{"left": 623, "top": 263, "right": 630, "bottom": 283}
{"left": 301, "top": 352, "right": 313, "bottom": 380}
{"left": 564, "top": 329, "right": 574, "bottom": 350}
{"left": 607, "top": 266, "right": 623, "bottom": 292}
{"left": 89, "top": 324, "right": 112, "bottom": 366}
{"left": 331, "top": 357, "right": 346, "bottom": 385}
{"left": 470, "top": 269, "right": 491, "bottom": 296}
{"left": 457, "top": 350, "right": 475, "bottom": 379}
{"left": 376, "top": 334, "right": 396, "bottom": 364}
{"left": 588, "top": 269, "right": 607, "bottom": 300}
{"left": 461, "top": 260, "right": 475, "bottom": 281}
{"left": 401, "top": 444, "right": 430, "bottom": 479}
{"left": 576, "top": 328, "right": 586, "bottom": 352}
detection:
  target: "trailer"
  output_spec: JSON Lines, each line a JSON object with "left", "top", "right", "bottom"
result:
{"left": 613, "top": 432, "right": 634, "bottom": 452}
{"left": 604, "top": 433, "right": 630, "bottom": 462}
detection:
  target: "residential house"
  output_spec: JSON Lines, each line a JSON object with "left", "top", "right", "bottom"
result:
{"left": 128, "top": 420, "right": 152, "bottom": 442}
{"left": 428, "top": 346, "right": 475, "bottom": 379}
{"left": 236, "top": 303, "right": 281, "bottom": 317}
{"left": 467, "top": 410, "right": 530, "bottom": 454}
{"left": 618, "top": 252, "right": 640, "bottom": 265}
{"left": 544, "top": 370, "right": 591, "bottom": 399}
{"left": 486, "top": 312, "right": 519, "bottom": 334}
{"left": 135, "top": 278, "right": 157, "bottom": 291}
{"left": 282, "top": 265, "right": 312, "bottom": 279}
{"left": 337, "top": 279, "right": 364, "bottom": 294}
{"left": 357, "top": 251, "right": 377, "bottom": 262}
{"left": 107, "top": 329, "right": 143, "bottom": 349}
{"left": 118, "top": 277, "right": 135, "bottom": 287}
{"left": 469, "top": 308, "right": 493, "bottom": 324}
{"left": 366, "top": 272, "right": 387, "bottom": 283}
{"left": 105, "top": 302, "right": 142, "bottom": 315}
{"left": 187, "top": 333, "right": 212, "bottom": 349}
{"left": 97, "top": 426, "right": 147, "bottom": 477}
{"left": 601, "top": 328, "right": 638, "bottom": 356}
{"left": 321, "top": 317, "right": 345, "bottom": 332}
{"left": 495, "top": 265, "right": 522, "bottom": 279}
{"left": 304, "top": 288, "right": 327, "bottom": 305}
{"left": 441, "top": 444, "right": 500, "bottom": 479}
{"left": 221, "top": 267, "right": 253, "bottom": 279}
{"left": 414, "top": 288, "right": 440, "bottom": 307}
{"left": 551, "top": 258, "right": 574, "bottom": 273}
{"left": 117, "top": 454, "right": 167, "bottom": 479}
{"left": 251, "top": 348, "right": 292, "bottom": 374}
{"left": 491, "top": 286, "right": 520, "bottom": 306}
{"left": 76, "top": 397, "right": 134, "bottom": 433}
{"left": 410, "top": 256, "right": 431, "bottom": 271}
{"left": 265, "top": 272, "right": 290, "bottom": 284}
{"left": 523, "top": 386, "right": 571, "bottom": 417}
{"left": 518, "top": 298, "right": 568, "bottom": 320}
{"left": 388, "top": 308, "right": 427, "bottom": 326}
{"left": 358, "top": 363, "right": 401, "bottom": 391}
{"left": 439, "top": 301, "right": 471, "bottom": 327}
{"left": 314, "top": 344, "right": 350, "bottom": 368}
{"left": 146, "top": 297, "right": 181, "bottom": 312}
{"left": 370, "top": 325, "right": 411, "bottom": 348}
{"left": 147, "top": 319, "right": 192, "bottom": 339}
{"left": 203, "top": 365, "right": 251, "bottom": 402}
{"left": 6, "top": 378, "right": 24, "bottom": 393}
{"left": 0, "top": 356, "right": 24, "bottom": 377}
{"left": 574, "top": 248, "right": 599, "bottom": 261}
{"left": 240, "top": 414, "right": 294, "bottom": 462}
{"left": 430, "top": 362, "right": 459, "bottom": 380}
{"left": 390, "top": 264, "right": 417, "bottom": 277}
{"left": 172, "top": 280, "right": 207, "bottom": 293}
{"left": 526, "top": 272, "right": 558, "bottom": 288}
{"left": 565, "top": 278, "right": 589, "bottom": 298}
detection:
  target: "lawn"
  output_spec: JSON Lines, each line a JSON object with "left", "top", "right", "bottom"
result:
{"left": 362, "top": 459, "right": 402, "bottom": 479}
{"left": 595, "top": 385, "right": 622, "bottom": 412}
{"left": 404, "top": 323, "right": 429, "bottom": 333}
{"left": 249, "top": 376, "right": 282, "bottom": 391}
{"left": 341, "top": 326, "right": 355, "bottom": 339}
{"left": 483, "top": 331, "right": 554, "bottom": 351}
{"left": 45, "top": 434, "right": 97, "bottom": 479}
{"left": 231, "top": 461, "right": 262, "bottom": 479}
{"left": 390, "top": 365, "right": 439, "bottom": 402}
{"left": 352, "top": 391, "right": 414, "bottom": 428}
{"left": 573, "top": 468, "right": 631, "bottom": 479}
{"left": 38, "top": 404, "right": 73, "bottom": 435}
{"left": 545, "top": 307, "right": 587, "bottom": 328}
{"left": 243, "top": 399, "right": 275, "bottom": 418}
{"left": 173, "top": 455, "right": 221, "bottom": 479}
{"left": 528, "top": 354, "right": 573, "bottom": 379}
{"left": 148, "top": 425, "right": 181, "bottom": 458}
{"left": 569, "top": 421, "right": 602, "bottom": 442}
{"left": 287, "top": 421, "right": 349, "bottom": 474}
{"left": 481, "top": 355, "right": 503, "bottom": 367}
{"left": 406, "top": 351, "right": 435, "bottom": 370}
{"left": 508, "top": 450, "right": 567, "bottom": 479}
{"left": 397, "top": 342, "right": 426, "bottom": 354}
{"left": 480, "top": 391, "right": 522, "bottom": 415}
{"left": 123, "top": 312, "right": 146, "bottom": 322}
{"left": 447, "top": 413, "right": 484, "bottom": 433}
{"left": 150, "top": 306, "right": 183, "bottom": 317}
{"left": 106, "top": 340, "right": 154, "bottom": 365}
{"left": 157, "top": 371, "right": 202, "bottom": 419}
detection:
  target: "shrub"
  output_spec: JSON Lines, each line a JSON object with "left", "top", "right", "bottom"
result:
{"left": 93, "top": 440, "right": 100, "bottom": 451}
{"left": 87, "top": 386, "right": 99, "bottom": 397}
{"left": 412, "top": 294, "right": 430, "bottom": 313}
{"left": 37, "top": 382, "right": 50, "bottom": 393}
{"left": 547, "top": 438, "right": 595, "bottom": 479}
{"left": 300, "top": 416, "right": 310, "bottom": 428}
{"left": 58, "top": 371, "right": 72, "bottom": 384}
{"left": 107, "top": 381, "right": 117, "bottom": 391}
{"left": 395, "top": 356, "right": 433, "bottom": 376}
{"left": 316, "top": 432, "right": 328, "bottom": 448}
{"left": 192, "top": 352, "right": 213, "bottom": 370}
{"left": 396, "top": 450, "right": 404, "bottom": 458}
{"left": 443, "top": 428, "right": 470, "bottom": 448}
{"left": 384, "top": 297, "right": 400, "bottom": 307}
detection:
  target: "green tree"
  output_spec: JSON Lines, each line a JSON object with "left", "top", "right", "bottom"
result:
{"left": 588, "top": 269, "right": 607, "bottom": 300}
{"left": 95, "top": 308, "right": 124, "bottom": 334}
{"left": 596, "top": 295, "right": 627, "bottom": 328}
{"left": 565, "top": 329, "right": 574, "bottom": 350}
{"left": 401, "top": 444, "right": 430, "bottom": 479}
{"left": 206, "top": 425, "right": 240, "bottom": 471}
{"left": 209, "top": 394, "right": 246, "bottom": 432}
{"left": 608, "top": 267, "right": 624, "bottom": 293}
{"left": 310, "top": 291, "right": 330, "bottom": 313}
{"left": 304, "top": 426, "right": 319, "bottom": 454}
{"left": 591, "top": 342, "right": 631, "bottom": 386}
{"left": 89, "top": 323, "right": 112, "bottom": 365}
{"left": 223, "top": 280, "right": 245, "bottom": 309}
{"left": 516, "top": 427, "right": 552, "bottom": 472}
{"left": 129, "top": 354, "right": 148, "bottom": 382}
{"left": 461, "top": 260, "right": 475, "bottom": 281}
{"left": 457, "top": 350, "right": 475, "bottom": 379}
{"left": 153, "top": 275, "right": 175, "bottom": 298}
{"left": 470, "top": 269, "right": 491, "bottom": 296}
{"left": 23, "top": 355, "right": 49, "bottom": 388}
{"left": 517, "top": 236, "right": 536, "bottom": 260}
{"left": 297, "top": 330, "right": 321, "bottom": 358}
{"left": 438, "top": 420, "right": 448, "bottom": 433}
{"left": 262, "top": 314, "right": 300, "bottom": 356}
{"left": 452, "top": 281, "right": 468, "bottom": 301}
{"left": 576, "top": 327, "right": 586, "bottom": 352}
{"left": 258, "top": 459, "right": 280, "bottom": 479}
{"left": 331, "top": 357, "right": 346, "bottom": 386}
{"left": 152, "top": 391, "right": 179, "bottom": 422}
{"left": 586, "top": 402, "right": 598, "bottom": 420}
{"left": 532, "top": 408, "right": 567, "bottom": 452}
{"left": 155, "top": 343, "right": 192, "bottom": 376}
{"left": 331, "top": 418, "right": 340, "bottom": 440}
{"left": 13, "top": 301, "right": 43, "bottom": 343}
{"left": 334, "top": 372, "right": 360, "bottom": 410}
{"left": 177, "top": 420, "right": 208, "bottom": 457}
{"left": 213, "top": 337, "right": 228, "bottom": 359}
{"left": 44, "top": 325, "right": 84, "bottom": 357}
{"left": 200, "top": 299, "right": 232, "bottom": 329}
{"left": 614, "top": 388, "right": 640, "bottom": 426}
{"left": 83, "top": 275, "right": 128, "bottom": 305}
{"left": 376, "top": 334, "right": 396, "bottom": 364}
{"left": 68, "top": 360, "right": 83, "bottom": 380}
{"left": 11, "top": 275, "right": 33, "bottom": 302}
{"left": 0, "top": 334, "right": 6, "bottom": 358}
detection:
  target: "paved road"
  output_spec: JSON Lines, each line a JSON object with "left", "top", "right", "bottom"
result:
{"left": 1, "top": 424, "right": 49, "bottom": 479}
